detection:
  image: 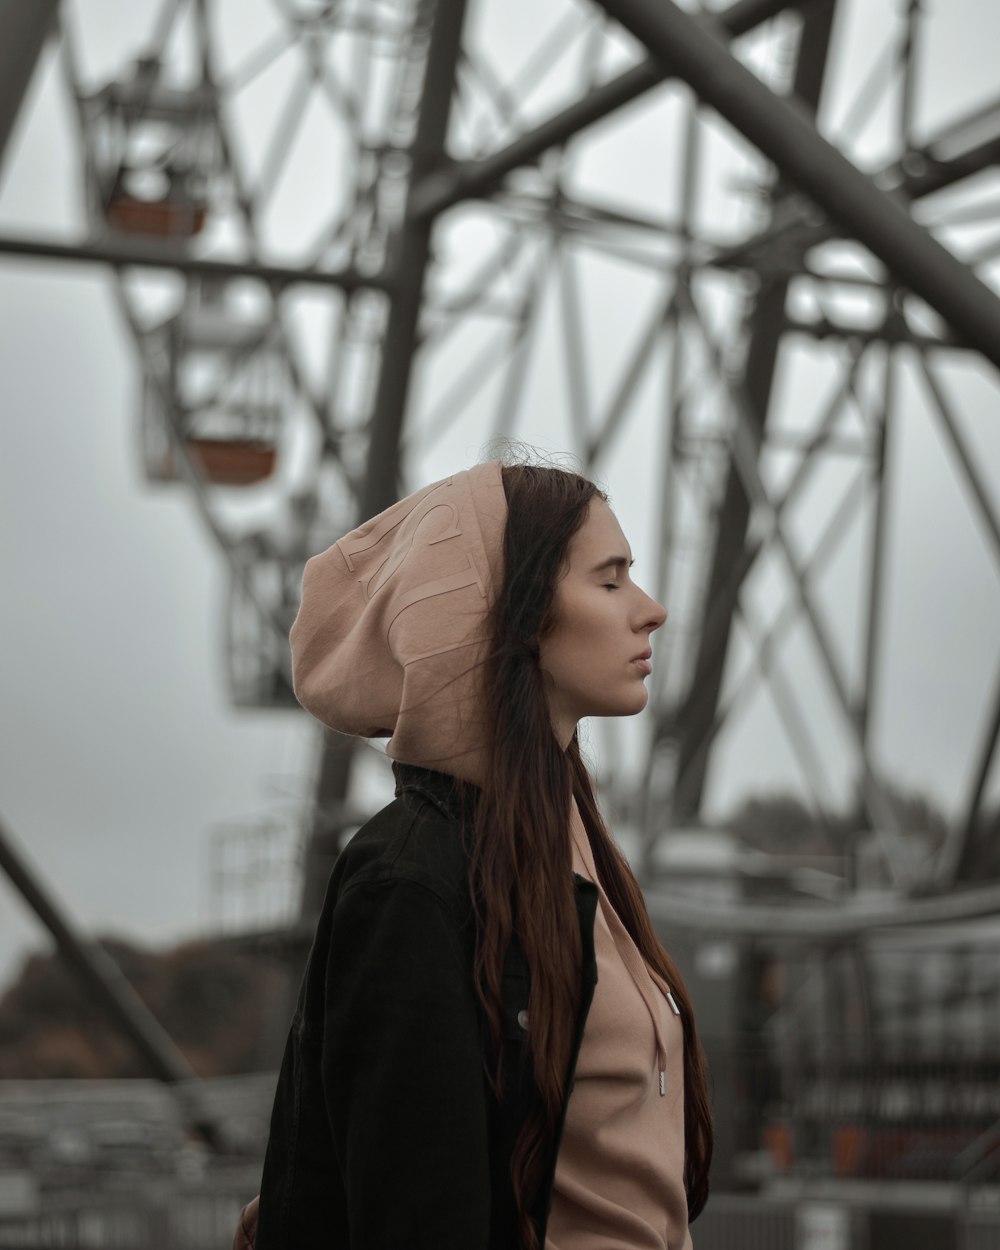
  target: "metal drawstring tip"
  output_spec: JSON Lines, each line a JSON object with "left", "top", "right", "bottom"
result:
{"left": 659, "top": 1070, "right": 666, "bottom": 1096}
{"left": 667, "top": 991, "right": 680, "bottom": 1017}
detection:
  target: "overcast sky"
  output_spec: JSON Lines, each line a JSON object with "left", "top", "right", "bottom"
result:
{"left": 2, "top": 0, "right": 1000, "bottom": 997}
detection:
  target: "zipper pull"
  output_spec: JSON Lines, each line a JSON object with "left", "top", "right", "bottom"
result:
{"left": 659, "top": 1070, "right": 666, "bottom": 1096}
{"left": 667, "top": 991, "right": 680, "bottom": 1016}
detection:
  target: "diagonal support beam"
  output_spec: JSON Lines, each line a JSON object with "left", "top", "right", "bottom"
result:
{"left": 884, "top": 95, "right": 1000, "bottom": 201}
{"left": 302, "top": 0, "right": 470, "bottom": 918}
{"left": 915, "top": 355, "right": 1000, "bottom": 570}
{"left": 913, "top": 354, "right": 1000, "bottom": 887}
{"left": 409, "top": 0, "right": 805, "bottom": 221}
{"left": 660, "top": 341, "right": 871, "bottom": 743}
{"left": 672, "top": 0, "right": 838, "bottom": 820}
{"left": 676, "top": 465, "right": 871, "bottom": 837}
{"left": 592, "top": 0, "right": 1000, "bottom": 372}
{"left": 679, "top": 283, "right": 920, "bottom": 887}
{"left": 943, "top": 661, "right": 1000, "bottom": 886}
{"left": 0, "top": 813, "right": 225, "bottom": 1148}
{"left": 0, "top": 0, "right": 59, "bottom": 177}
{"left": 711, "top": 95, "right": 1000, "bottom": 274}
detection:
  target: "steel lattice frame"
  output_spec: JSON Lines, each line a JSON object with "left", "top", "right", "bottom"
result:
{"left": 2, "top": 0, "right": 1000, "bottom": 935}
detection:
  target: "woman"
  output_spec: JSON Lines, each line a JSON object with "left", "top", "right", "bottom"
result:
{"left": 237, "top": 458, "right": 712, "bottom": 1250}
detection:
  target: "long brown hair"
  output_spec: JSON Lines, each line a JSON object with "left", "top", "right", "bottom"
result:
{"left": 466, "top": 463, "right": 713, "bottom": 1249}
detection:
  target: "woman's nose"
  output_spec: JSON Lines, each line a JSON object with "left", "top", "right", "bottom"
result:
{"left": 639, "top": 591, "right": 667, "bottom": 631}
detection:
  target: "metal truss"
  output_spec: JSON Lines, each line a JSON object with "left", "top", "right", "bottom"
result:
{"left": 2, "top": 0, "right": 1000, "bottom": 1043}
{"left": 0, "top": 811, "right": 226, "bottom": 1146}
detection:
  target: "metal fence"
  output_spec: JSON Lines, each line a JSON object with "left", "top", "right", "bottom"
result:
{"left": 0, "top": 1181, "right": 251, "bottom": 1250}
{"left": 3, "top": 1186, "right": 1000, "bottom": 1250}
{"left": 690, "top": 1192, "right": 1000, "bottom": 1250}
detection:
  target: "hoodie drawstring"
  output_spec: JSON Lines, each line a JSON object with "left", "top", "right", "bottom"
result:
{"left": 570, "top": 800, "right": 679, "bottom": 1098}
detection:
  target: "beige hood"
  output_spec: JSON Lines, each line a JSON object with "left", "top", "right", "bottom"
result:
{"left": 289, "top": 461, "right": 507, "bottom": 784}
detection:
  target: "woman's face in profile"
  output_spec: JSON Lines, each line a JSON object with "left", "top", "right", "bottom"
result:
{"left": 538, "top": 498, "right": 667, "bottom": 746}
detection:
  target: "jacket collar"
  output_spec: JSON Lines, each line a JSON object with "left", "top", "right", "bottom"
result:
{"left": 391, "top": 759, "right": 481, "bottom": 820}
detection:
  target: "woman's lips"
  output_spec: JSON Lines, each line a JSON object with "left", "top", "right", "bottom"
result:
{"left": 632, "top": 657, "right": 652, "bottom": 674}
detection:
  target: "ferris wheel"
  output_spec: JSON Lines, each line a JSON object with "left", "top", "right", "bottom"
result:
{"left": 4, "top": 0, "right": 1000, "bottom": 938}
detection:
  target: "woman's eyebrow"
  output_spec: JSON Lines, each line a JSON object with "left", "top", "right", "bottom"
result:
{"left": 589, "top": 554, "right": 635, "bottom": 573}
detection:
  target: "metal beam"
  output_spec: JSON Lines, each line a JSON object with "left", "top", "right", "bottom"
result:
{"left": 656, "top": 339, "right": 869, "bottom": 742}
{"left": 645, "top": 877, "right": 1000, "bottom": 937}
{"left": 593, "top": 0, "right": 1000, "bottom": 371}
{"left": 358, "top": 0, "right": 469, "bottom": 513}
{"left": 0, "top": 0, "right": 59, "bottom": 177}
{"left": 884, "top": 95, "right": 1000, "bottom": 200}
{"left": 672, "top": 0, "right": 838, "bottom": 821}
{"left": 914, "top": 354, "right": 1000, "bottom": 888}
{"left": 916, "top": 355, "right": 1000, "bottom": 601}
{"left": 668, "top": 467, "right": 871, "bottom": 843}
{"left": 0, "top": 231, "right": 393, "bottom": 293}
{"left": 711, "top": 96, "right": 1000, "bottom": 272}
{"left": 785, "top": 312, "right": 961, "bottom": 350}
{"left": 0, "top": 813, "right": 225, "bottom": 1148}
{"left": 301, "top": 0, "right": 470, "bottom": 918}
{"left": 855, "top": 338, "right": 896, "bottom": 880}
{"left": 679, "top": 282, "right": 920, "bottom": 887}
{"left": 409, "top": 0, "right": 804, "bottom": 221}
{"left": 948, "top": 666, "right": 1000, "bottom": 885}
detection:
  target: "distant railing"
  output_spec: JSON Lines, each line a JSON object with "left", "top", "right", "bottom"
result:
{"left": 3, "top": 1183, "right": 1000, "bottom": 1250}
{"left": 3, "top": 1061, "right": 1000, "bottom": 1249}
{"left": 752, "top": 1055, "right": 1000, "bottom": 1182}
{"left": 690, "top": 1192, "right": 1000, "bottom": 1250}
{"left": 0, "top": 1177, "right": 252, "bottom": 1250}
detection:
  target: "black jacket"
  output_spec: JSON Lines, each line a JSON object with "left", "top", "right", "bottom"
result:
{"left": 254, "top": 760, "right": 600, "bottom": 1250}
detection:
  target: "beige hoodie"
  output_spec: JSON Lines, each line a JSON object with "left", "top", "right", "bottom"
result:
{"left": 289, "top": 459, "right": 690, "bottom": 1248}
{"left": 289, "top": 461, "right": 507, "bottom": 784}
{"left": 545, "top": 799, "right": 691, "bottom": 1250}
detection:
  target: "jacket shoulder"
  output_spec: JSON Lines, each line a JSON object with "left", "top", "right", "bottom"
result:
{"left": 331, "top": 788, "right": 474, "bottom": 920}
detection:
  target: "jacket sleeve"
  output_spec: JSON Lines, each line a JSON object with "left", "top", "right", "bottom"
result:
{"left": 320, "top": 875, "right": 491, "bottom": 1248}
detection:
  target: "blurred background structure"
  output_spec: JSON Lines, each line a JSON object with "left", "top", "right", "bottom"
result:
{"left": 2, "top": 0, "right": 1000, "bottom": 1246}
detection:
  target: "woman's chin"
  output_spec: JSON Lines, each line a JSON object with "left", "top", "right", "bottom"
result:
{"left": 598, "top": 689, "right": 650, "bottom": 718}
